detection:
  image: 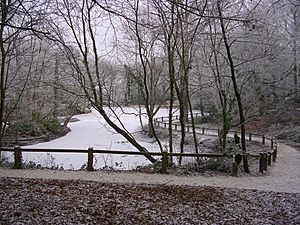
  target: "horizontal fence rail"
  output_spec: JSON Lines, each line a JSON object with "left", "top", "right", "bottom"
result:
{"left": 0, "top": 113, "right": 278, "bottom": 175}
{"left": 0, "top": 143, "right": 278, "bottom": 175}
{"left": 154, "top": 115, "right": 276, "bottom": 147}
{"left": 0, "top": 146, "right": 253, "bottom": 173}
{"left": 154, "top": 114, "right": 278, "bottom": 175}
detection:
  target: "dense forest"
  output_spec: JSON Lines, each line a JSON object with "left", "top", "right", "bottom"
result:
{"left": 0, "top": 0, "right": 299, "bottom": 170}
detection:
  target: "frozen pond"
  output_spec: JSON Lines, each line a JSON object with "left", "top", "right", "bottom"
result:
{"left": 4, "top": 107, "right": 178, "bottom": 170}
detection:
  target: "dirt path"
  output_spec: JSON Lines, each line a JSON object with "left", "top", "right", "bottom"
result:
{"left": 1, "top": 142, "right": 299, "bottom": 193}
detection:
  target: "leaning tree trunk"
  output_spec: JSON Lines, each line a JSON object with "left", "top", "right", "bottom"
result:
{"left": 95, "top": 104, "right": 156, "bottom": 163}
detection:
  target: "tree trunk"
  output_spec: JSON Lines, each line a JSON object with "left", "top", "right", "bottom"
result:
{"left": 218, "top": 1, "right": 250, "bottom": 172}
{"left": 292, "top": 3, "right": 299, "bottom": 100}
{"left": 188, "top": 91, "right": 200, "bottom": 164}
{"left": 178, "top": 97, "right": 186, "bottom": 165}
{"left": 53, "top": 55, "right": 59, "bottom": 117}
{"left": 168, "top": 52, "right": 175, "bottom": 160}
{"left": 134, "top": 2, "right": 164, "bottom": 153}
{"left": 0, "top": 2, "right": 8, "bottom": 147}
{"left": 95, "top": 104, "right": 156, "bottom": 163}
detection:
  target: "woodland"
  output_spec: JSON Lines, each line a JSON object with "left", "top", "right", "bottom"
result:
{"left": 0, "top": 0, "right": 300, "bottom": 173}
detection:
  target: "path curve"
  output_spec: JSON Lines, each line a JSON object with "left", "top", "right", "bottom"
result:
{"left": 1, "top": 142, "right": 299, "bottom": 193}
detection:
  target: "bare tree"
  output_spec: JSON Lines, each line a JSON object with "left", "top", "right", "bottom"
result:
{"left": 0, "top": 0, "right": 49, "bottom": 146}
{"left": 50, "top": 0, "right": 156, "bottom": 162}
{"left": 152, "top": 0, "right": 207, "bottom": 164}
{"left": 216, "top": 0, "right": 251, "bottom": 172}
{"left": 202, "top": 17, "right": 235, "bottom": 153}
{"left": 152, "top": 0, "right": 177, "bottom": 159}
{"left": 121, "top": 0, "right": 168, "bottom": 153}
{"left": 277, "top": 0, "right": 300, "bottom": 100}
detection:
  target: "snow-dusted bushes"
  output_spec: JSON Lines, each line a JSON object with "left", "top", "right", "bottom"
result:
{"left": 5, "top": 117, "right": 63, "bottom": 137}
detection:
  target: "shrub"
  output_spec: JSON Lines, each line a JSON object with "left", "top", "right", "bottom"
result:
{"left": 5, "top": 117, "right": 63, "bottom": 137}
{"left": 0, "top": 155, "right": 14, "bottom": 168}
{"left": 194, "top": 113, "right": 219, "bottom": 124}
{"left": 40, "top": 117, "right": 63, "bottom": 134}
{"left": 6, "top": 120, "right": 48, "bottom": 137}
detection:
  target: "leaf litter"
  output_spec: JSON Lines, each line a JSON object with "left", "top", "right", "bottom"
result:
{"left": 0, "top": 177, "right": 299, "bottom": 225}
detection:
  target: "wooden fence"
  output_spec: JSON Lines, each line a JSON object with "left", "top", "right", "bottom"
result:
{"left": 0, "top": 114, "right": 278, "bottom": 175}
{"left": 154, "top": 115, "right": 274, "bottom": 147}
{"left": 0, "top": 143, "right": 277, "bottom": 175}
{"left": 153, "top": 114, "right": 278, "bottom": 174}
{"left": 1, "top": 146, "right": 240, "bottom": 174}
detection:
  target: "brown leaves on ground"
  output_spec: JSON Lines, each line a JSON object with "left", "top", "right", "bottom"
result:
{"left": 0, "top": 177, "right": 299, "bottom": 225}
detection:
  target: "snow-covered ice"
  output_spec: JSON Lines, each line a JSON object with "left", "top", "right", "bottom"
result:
{"left": 20, "top": 107, "right": 177, "bottom": 170}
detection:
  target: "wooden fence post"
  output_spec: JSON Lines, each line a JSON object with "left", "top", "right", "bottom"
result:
{"left": 13, "top": 146, "right": 22, "bottom": 169}
{"left": 202, "top": 127, "right": 205, "bottom": 135}
{"left": 268, "top": 152, "right": 272, "bottom": 166}
{"left": 161, "top": 151, "right": 168, "bottom": 174}
{"left": 273, "top": 146, "right": 277, "bottom": 162}
{"left": 231, "top": 158, "right": 238, "bottom": 177}
{"left": 87, "top": 147, "right": 94, "bottom": 171}
{"left": 262, "top": 135, "right": 265, "bottom": 145}
{"left": 249, "top": 133, "right": 252, "bottom": 141}
{"left": 263, "top": 153, "right": 268, "bottom": 171}
{"left": 259, "top": 153, "right": 264, "bottom": 174}
{"left": 271, "top": 139, "right": 274, "bottom": 149}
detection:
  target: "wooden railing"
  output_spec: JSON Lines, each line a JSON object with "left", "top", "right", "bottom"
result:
{"left": 154, "top": 114, "right": 274, "bottom": 147}
{"left": 0, "top": 146, "right": 242, "bottom": 174}
{"left": 154, "top": 114, "right": 278, "bottom": 174}
{"left": 0, "top": 114, "right": 278, "bottom": 175}
{"left": 0, "top": 143, "right": 277, "bottom": 175}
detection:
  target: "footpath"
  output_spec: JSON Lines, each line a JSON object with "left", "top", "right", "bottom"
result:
{"left": 0, "top": 142, "right": 299, "bottom": 193}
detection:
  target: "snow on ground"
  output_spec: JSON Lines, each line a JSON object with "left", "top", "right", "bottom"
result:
{"left": 17, "top": 107, "right": 178, "bottom": 170}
